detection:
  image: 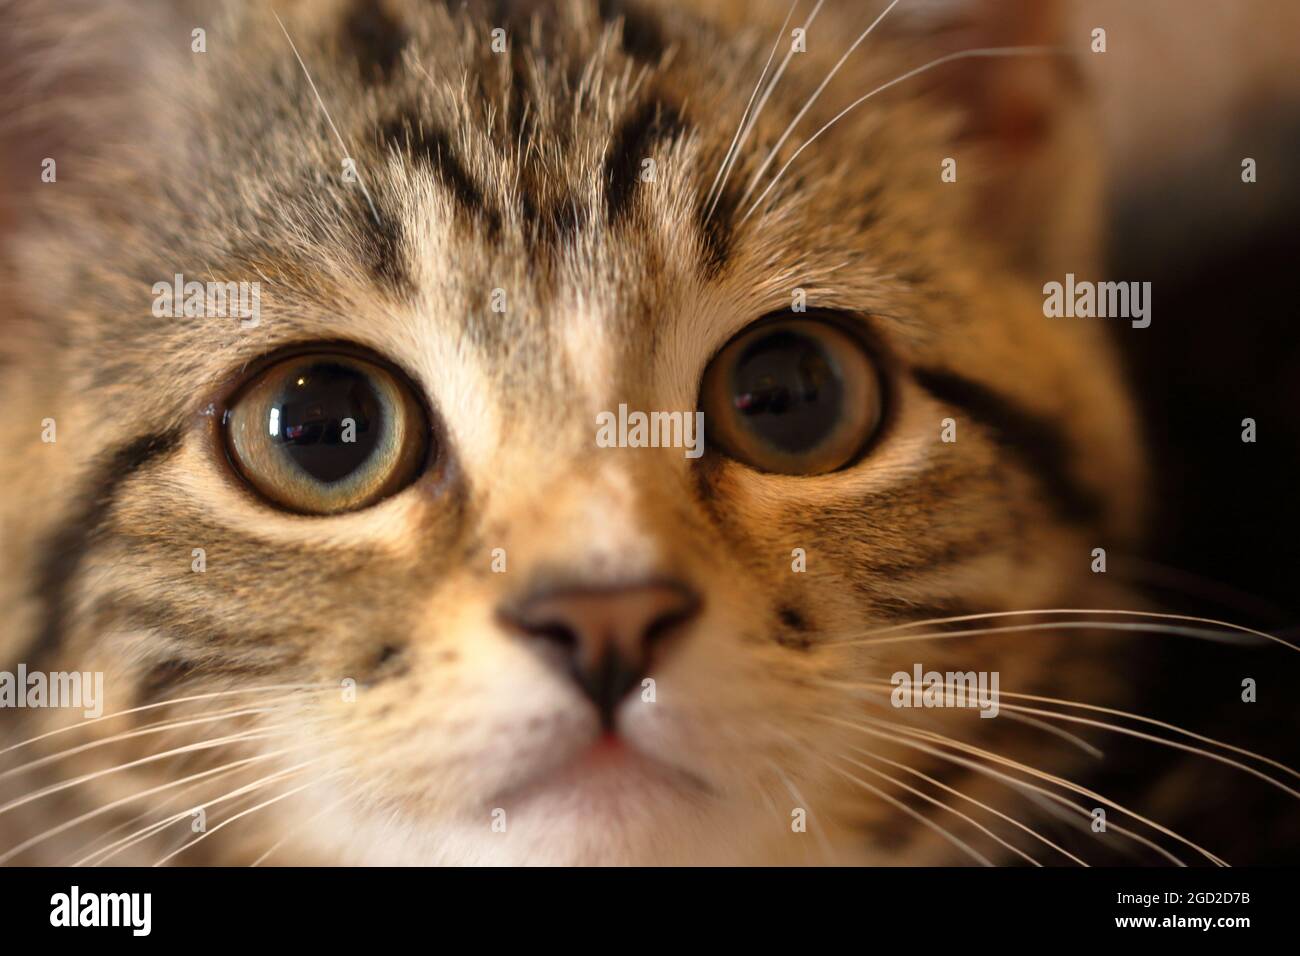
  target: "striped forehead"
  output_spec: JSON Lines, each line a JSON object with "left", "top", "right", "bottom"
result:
{"left": 351, "top": 98, "right": 734, "bottom": 408}
{"left": 167, "top": 0, "right": 897, "bottom": 435}
{"left": 308, "top": 3, "right": 751, "bottom": 291}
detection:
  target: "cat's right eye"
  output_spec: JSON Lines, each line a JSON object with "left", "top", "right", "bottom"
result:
{"left": 222, "top": 351, "right": 431, "bottom": 515}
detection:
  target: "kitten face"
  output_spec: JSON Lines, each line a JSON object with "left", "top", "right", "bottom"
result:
{"left": 0, "top": 0, "right": 1143, "bottom": 864}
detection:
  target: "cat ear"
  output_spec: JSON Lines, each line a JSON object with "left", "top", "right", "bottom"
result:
{"left": 890, "top": 0, "right": 1100, "bottom": 276}
{"left": 0, "top": 1, "right": 191, "bottom": 225}
{"left": 0, "top": 1, "right": 194, "bottom": 361}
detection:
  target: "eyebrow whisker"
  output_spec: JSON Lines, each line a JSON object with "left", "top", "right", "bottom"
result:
{"left": 272, "top": 7, "right": 382, "bottom": 226}
{"left": 703, "top": 0, "right": 800, "bottom": 217}
{"left": 706, "top": 0, "right": 829, "bottom": 222}
{"left": 741, "top": 45, "right": 1062, "bottom": 224}
{"left": 736, "top": 0, "right": 905, "bottom": 214}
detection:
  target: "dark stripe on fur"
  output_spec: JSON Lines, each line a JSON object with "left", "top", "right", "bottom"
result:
{"left": 26, "top": 429, "right": 184, "bottom": 668}
{"left": 136, "top": 658, "right": 201, "bottom": 704}
{"left": 604, "top": 97, "right": 688, "bottom": 223}
{"left": 343, "top": 0, "right": 409, "bottom": 83}
{"left": 520, "top": 192, "right": 583, "bottom": 249}
{"left": 597, "top": 0, "right": 669, "bottom": 62}
{"left": 871, "top": 597, "right": 982, "bottom": 626}
{"left": 851, "top": 528, "right": 1003, "bottom": 578}
{"left": 136, "top": 657, "right": 282, "bottom": 706}
{"left": 377, "top": 116, "right": 502, "bottom": 237}
{"left": 107, "top": 596, "right": 302, "bottom": 664}
{"left": 697, "top": 185, "right": 736, "bottom": 280}
{"left": 351, "top": 190, "right": 411, "bottom": 292}
{"left": 914, "top": 367, "right": 1103, "bottom": 524}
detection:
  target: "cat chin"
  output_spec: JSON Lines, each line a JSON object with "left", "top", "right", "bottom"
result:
{"left": 300, "top": 761, "right": 803, "bottom": 865}
{"left": 328, "top": 806, "right": 796, "bottom": 867}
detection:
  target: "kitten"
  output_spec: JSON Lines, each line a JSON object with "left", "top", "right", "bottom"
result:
{"left": 3, "top": 0, "right": 1242, "bottom": 867}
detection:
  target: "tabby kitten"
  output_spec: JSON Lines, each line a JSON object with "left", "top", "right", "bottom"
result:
{"left": 0, "top": 0, "right": 1162, "bottom": 866}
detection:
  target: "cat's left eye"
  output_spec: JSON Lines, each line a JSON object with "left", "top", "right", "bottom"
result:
{"left": 222, "top": 351, "right": 431, "bottom": 515}
{"left": 700, "top": 315, "right": 884, "bottom": 475}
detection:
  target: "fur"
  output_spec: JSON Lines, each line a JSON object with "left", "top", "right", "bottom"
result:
{"left": 0, "top": 0, "right": 1155, "bottom": 865}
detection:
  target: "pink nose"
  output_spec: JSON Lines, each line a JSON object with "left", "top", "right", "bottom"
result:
{"left": 498, "top": 581, "right": 701, "bottom": 726}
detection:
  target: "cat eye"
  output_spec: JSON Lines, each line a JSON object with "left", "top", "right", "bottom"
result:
{"left": 700, "top": 315, "right": 884, "bottom": 475}
{"left": 222, "top": 351, "right": 431, "bottom": 515}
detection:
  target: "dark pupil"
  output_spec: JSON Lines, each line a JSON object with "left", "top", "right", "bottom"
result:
{"left": 271, "top": 362, "right": 382, "bottom": 483}
{"left": 730, "top": 331, "right": 842, "bottom": 454}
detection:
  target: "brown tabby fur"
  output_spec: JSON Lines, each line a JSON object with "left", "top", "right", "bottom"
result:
{"left": 0, "top": 0, "right": 1151, "bottom": 865}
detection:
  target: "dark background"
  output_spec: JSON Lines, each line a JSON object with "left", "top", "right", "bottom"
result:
{"left": 1099, "top": 127, "right": 1300, "bottom": 864}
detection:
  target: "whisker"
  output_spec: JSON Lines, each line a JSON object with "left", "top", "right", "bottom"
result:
{"left": 272, "top": 8, "right": 381, "bottom": 225}
{"left": 847, "top": 746, "right": 1081, "bottom": 865}
{"left": 820, "top": 678, "right": 1103, "bottom": 759}
{"left": 836, "top": 752, "right": 1038, "bottom": 865}
{"left": 993, "top": 700, "right": 1299, "bottom": 799}
{"left": 250, "top": 792, "right": 352, "bottom": 867}
{"left": 819, "top": 753, "right": 994, "bottom": 866}
{"left": 985, "top": 710, "right": 1104, "bottom": 760}
{"left": 829, "top": 716, "right": 1187, "bottom": 864}
{"left": 71, "top": 758, "right": 265, "bottom": 863}
{"left": 849, "top": 608, "right": 1297, "bottom": 652}
{"left": 750, "top": 776, "right": 789, "bottom": 838}
{"left": 707, "top": 0, "right": 828, "bottom": 219}
{"left": 741, "top": 46, "right": 1061, "bottom": 224}
{"left": 831, "top": 620, "right": 1286, "bottom": 650}
{"left": 892, "top": 719, "right": 1226, "bottom": 865}
{"left": 0, "top": 683, "right": 332, "bottom": 757}
{"left": 737, "top": 0, "right": 904, "bottom": 213}
{"left": 763, "top": 754, "right": 836, "bottom": 864}
{"left": 150, "top": 786, "right": 270, "bottom": 862}
{"left": 0, "top": 693, "right": 323, "bottom": 782}
{"left": 79, "top": 759, "right": 325, "bottom": 867}
{"left": 990, "top": 688, "right": 1300, "bottom": 782}
{"left": 704, "top": 0, "right": 801, "bottom": 216}
{"left": 836, "top": 677, "right": 1299, "bottom": 793}
{"left": 0, "top": 719, "right": 325, "bottom": 819}
{"left": 2, "top": 742, "right": 313, "bottom": 865}
{"left": 829, "top": 714, "right": 1227, "bottom": 865}
{"left": 154, "top": 771, "right": 337, "bottom": 866}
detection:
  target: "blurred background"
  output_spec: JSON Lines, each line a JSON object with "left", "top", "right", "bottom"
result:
{"left": 1074, "top": 0, "right": 1300, "bottom": 863}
